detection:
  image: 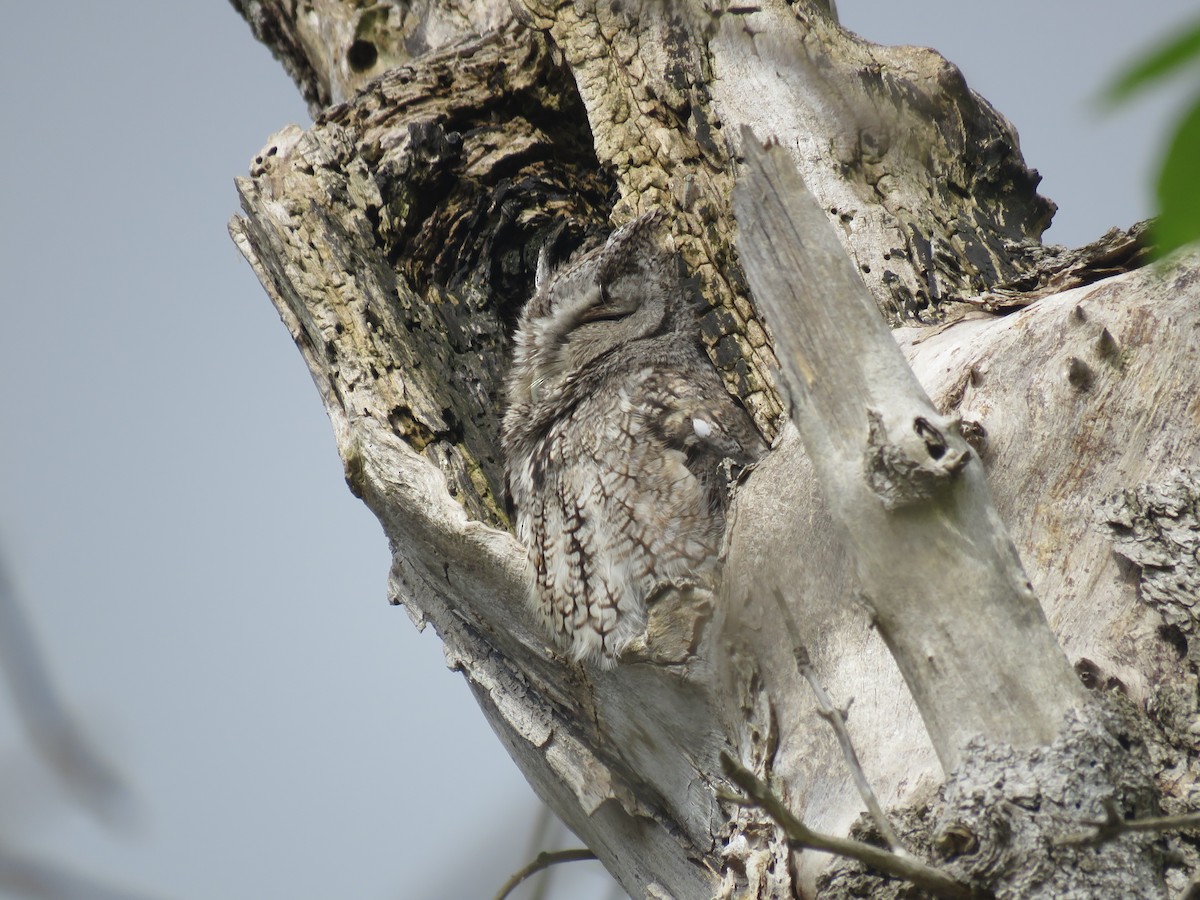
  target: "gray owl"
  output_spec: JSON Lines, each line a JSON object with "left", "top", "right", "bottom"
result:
{"left": 502, "top": 213, "right": 766, "bottom": 665}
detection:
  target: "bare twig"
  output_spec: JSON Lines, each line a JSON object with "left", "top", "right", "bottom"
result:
{"left": 523, "top": 804, "right": 558, "bottom": 900}
{"left": 770, "top": 588, "right": 906, "bottom": 855}
{"left": 0, "top": 551, "right": 131, "bottom": 825}
{"left": 1055, "top": 799, "right": 1200, "bottom": 848}
{"left": 0, "top": 841, "right": 160, "bottom": 900}
{"left": 719, "top": 753, "right": 987, "bottom": 900}
{"left": 493, "top": 849, "right": 598, "bottom": 900}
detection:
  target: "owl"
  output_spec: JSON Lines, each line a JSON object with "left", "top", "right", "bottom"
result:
{"left": 502, "top": 212, "right": 766, "bottom": 665}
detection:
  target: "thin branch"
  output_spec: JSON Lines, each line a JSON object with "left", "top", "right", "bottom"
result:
{"left": 770, "top": 588, "right": 907, "bottom": 855}
{"left": 523, "top": 804, "right": 558, "bottom": 900}
{"left": 1055, "top": 799, "right": 1200, "bottom": 848}
{"left": 0, "top": 551, "right": 131, "bottom": 826}
{"left": 719, "top": 754, "right": 988, "bottom": 900}
{"left": 0, "top": 841, "right": 161, "bottom": 900}
{"left": 493, "top": 849, "right": 598, "bottom": 900}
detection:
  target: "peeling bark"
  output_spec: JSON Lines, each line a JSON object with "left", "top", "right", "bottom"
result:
{"left": 1102, "top": 470, "right": 1200, "bottom": 663}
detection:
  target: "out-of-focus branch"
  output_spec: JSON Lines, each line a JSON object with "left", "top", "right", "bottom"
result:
{"left": 0, "top": 842, "right": 158, "bottom": 900}
{"left": 0, "top": 551, "right": 130, "bottom": 825}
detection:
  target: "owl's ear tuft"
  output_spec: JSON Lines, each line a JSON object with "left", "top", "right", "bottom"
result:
{"left": 535, "top": 244, "right": 554, "bottom": 293}
{"left": 606, "top": 209, "right": 665, "bottom": 253}
{"left": 597, "top": 210, "right": 670, "bottom": 287}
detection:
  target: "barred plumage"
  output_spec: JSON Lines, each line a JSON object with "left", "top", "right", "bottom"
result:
{"left": 502, "top": 213, "right": 765, "bottom": 664}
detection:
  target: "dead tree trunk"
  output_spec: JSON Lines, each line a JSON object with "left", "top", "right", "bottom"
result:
{"left": 228, "top": 1, "right": 1200, "bottom": 896}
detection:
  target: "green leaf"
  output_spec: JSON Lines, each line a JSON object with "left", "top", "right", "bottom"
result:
{"left": 1150, "top": 92, "right": 1200, "bottom": 257}
{"left": 1107, "top": 18, "right": 1200, "bottom": 104}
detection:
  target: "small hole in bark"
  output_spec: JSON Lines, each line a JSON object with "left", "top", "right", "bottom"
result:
{"left": 914, "top": 417, "right": 946, "bottom": 459}
{"left": 1075, "top": 657, "right": 1102, "bottom": 690}
{"left": 1066, "top": 356, "right": 1093, "bottom": 390}
{"left": 1159, "top": 623, "right": 1188, "bottom": 659}
{"left": 1096, "top": 327, "right": 1119, "bottom": 359}
{"left": 441, "top": 407, "right": 464, "bottom": 443}
{"left": 347, "top": 39, "right": 378, "bottom": 71}
{"left": 861, "top": 264, "right": 871, "bottom": 273}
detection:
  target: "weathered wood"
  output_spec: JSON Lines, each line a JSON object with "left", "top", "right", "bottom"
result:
{"left": 232, "top": 0, "right": 1081, "bottom": 438}
{"left": 732, "top": 132, "right": 1085, "bottom": 769}
{"left": 723, "top": 253, "right": 1200, "bottom": 893}
{"left": 227, "top": 1, "right": 1200, "bottom": 896}
{"left": 519, "top": 0, "right": 1057, "bottom": 322}
{"left": 228, "top": 0, "right": 515, "bottom": 115}
{"left": 229, "top": 29, "right": 735, "bottom": 898}
{"left": 727, "top": 131, "right": 1178, "bottom": 898}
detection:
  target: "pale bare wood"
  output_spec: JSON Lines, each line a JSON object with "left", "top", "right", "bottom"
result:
{"left": 732, "top": 133, "right": 1085, "bottom": 770}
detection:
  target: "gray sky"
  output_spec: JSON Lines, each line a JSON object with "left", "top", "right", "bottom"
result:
{"left": 0, "top": 3, "right": 1194, "bottom": 899}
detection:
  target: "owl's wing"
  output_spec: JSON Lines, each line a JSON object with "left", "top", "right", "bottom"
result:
{"left": 637, "top": 369, "right": 766, "bottom": 469}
